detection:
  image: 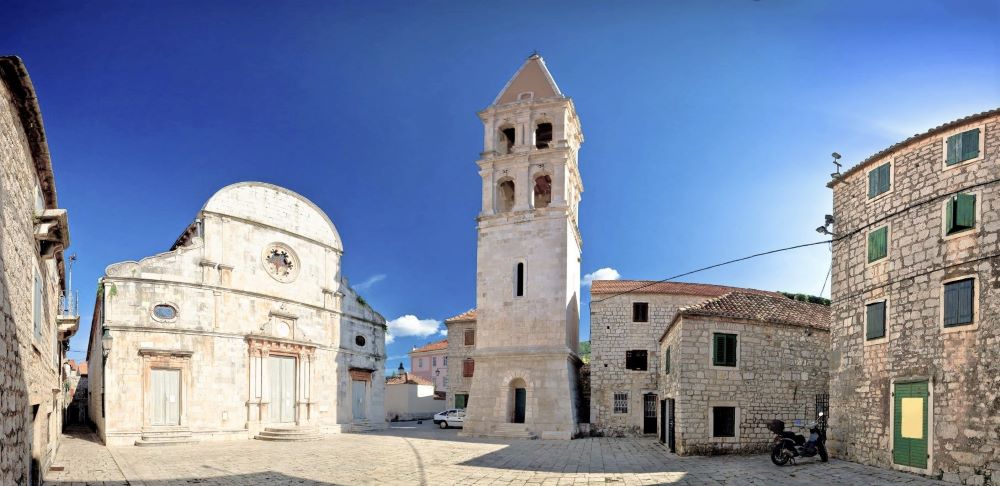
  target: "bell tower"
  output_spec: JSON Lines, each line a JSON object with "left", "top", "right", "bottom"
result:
{"left": 463, "top": 54, "right": 583, "bottom": 440}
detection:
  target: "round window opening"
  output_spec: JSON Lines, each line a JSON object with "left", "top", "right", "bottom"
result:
{"left": 355, "top": 335, "right": 366, "bottom": 347}
{"left": 153, "top": 304, "right": 177, "bottom": 320}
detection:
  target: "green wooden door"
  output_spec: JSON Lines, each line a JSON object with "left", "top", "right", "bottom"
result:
{"left": 893, "top": 381, "right": 929, "bottom": 469}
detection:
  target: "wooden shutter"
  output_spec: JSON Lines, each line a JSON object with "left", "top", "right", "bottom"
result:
{"left": 961, "top": 129, "right": 980, "bottom": 161}
{"left": 712, "top": 334, "right": 723, "bottom": 365}
{"left": 945, "top": 197, "right": 956, "bottom": 234}
{"left": 866, "top": 302, "right": 885, "bottom": 340}
{"left": 878, "top": 163, "right": 891, "bottom": 194}
{"left": 464, "top": 329, "right": 475, "bottom": 346}
{"left": 462, "top": 359, "right": 474, "bottom": 377}
{"left": 943, "top": 279, "right": 974, "bottom": 327}
{"left": 725, "top": 335, "right": 737, "bottom": 366}
{"left": 946, "top": 133, "right": 962, "bottom": 165}
{"left": 868, "top": 227, "right": 887, "bottom": 262}
{"left": 664, "top": 347, "right": 670, "bottom": 374}
{"left": 868, "top": 168, "right": 879, "bottom": 198}
{"left": 956, "top": 193, "right": 976, "bottom": 229}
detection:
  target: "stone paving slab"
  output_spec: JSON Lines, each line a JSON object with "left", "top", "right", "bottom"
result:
{"left": 46, "top": 422, "right": 945, "bottom": 485}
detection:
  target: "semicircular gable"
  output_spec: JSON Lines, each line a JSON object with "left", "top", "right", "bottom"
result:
{"left": 202, "top": 182, "right": 342, "bottom": 250}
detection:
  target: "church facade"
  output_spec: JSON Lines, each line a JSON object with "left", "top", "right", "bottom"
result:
{"left": 86, "top": 182, "right": 387, "bottom": 446}
{"left": 456, "top": 55, "right": 585, "bottom": 440}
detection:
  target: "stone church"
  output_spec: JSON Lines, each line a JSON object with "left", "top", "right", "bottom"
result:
{"left": 449, "top": 55, "right": 584, "bottom": 440}
{"left": 86, "top": 182, "right": 387, "bottom": 446}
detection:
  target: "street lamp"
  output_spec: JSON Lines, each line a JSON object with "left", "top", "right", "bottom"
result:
{"left": 101, "top": 328, "right": 114, "bottom": 359}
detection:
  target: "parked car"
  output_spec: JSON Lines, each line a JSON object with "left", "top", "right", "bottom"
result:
{"left": 434, "top": 409, "right": 465, "bottom": 429}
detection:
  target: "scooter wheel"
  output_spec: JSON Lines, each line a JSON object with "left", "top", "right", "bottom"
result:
{"left": 771, "top": 444, "right": 790, "bottom": 466}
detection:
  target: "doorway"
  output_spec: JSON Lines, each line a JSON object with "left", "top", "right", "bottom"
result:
{"left": 268, "top": 356, "right": 296, "bottom": 423}
{"left": 352, "top": 380, "right": 367, "bottom": 420}
{"left": 151, "top": 368, "right": 181, "bottom": 426}
{"left": 513, "top": 388, "right": 526, "bottom": 423}
{"left": 893, "top": 381, "right": 929, "bottom": 469}
{"left": 643, "top": 393, "right": 657, "bottom": 434}
{"left": 666, "top": 398, "right": 676, "bottom": 452}
{"left": 659, "top": 400, "right": 666, "bottom": 443}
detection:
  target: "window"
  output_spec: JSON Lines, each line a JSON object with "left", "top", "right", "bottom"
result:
{"left": 355, "top": 335, "right": 366, "bottom": 347}
{"left": 152, "top": 304, "right": 177, "bottom": 320}
{"left": 943, "top": 278, "right": 974, "bottom": 327}
{"left": 533, "top": 174, "right": 552, "bottom": 208}
{"left": 432, "top": 357, "right": 437, "bottom": 367}
{"left": 499, "top": 127, "right": 516, "bottom": 154}
{"left": 868, "top": 162, "right": 891, "bottom": 198}
{"left": 712, "top": 407, "right": 736, "bottom": 437}
{"left": 455, "top": 394, "right": 469, "bottom": 409}
{"left": 418, "top": 358, "right": 423, "bottom": 368}
{"left": 443, "top": 357, "right": 448, "bottom": 366}
{"left": 497, "top": 180, "right": 515, "bottom": 212}
{"left": 625, "top": 350, "right": 648, "bottom": 371}
{"left": 632, "top": 302, "right": 649, "bottom": 322}
{"left": 462, "top": 359, "right": 475, "bottom": 377}
{"left": 868, "top": 226, "right": 888, "bottom": 263}
{"left": 664, "top": 347, "right": 671, "bottom": 374}
{"left": 866, "top": 301, "right": 886, "bottom": 340}
{"left": 514, "top": 262, "right": 525, "bottom": 297}
{"left": 946, "top": 128, "right": 981, "bottom": 166}
{"left": 712, "top": 333, "right": 737, "bottom": 367}
{"left": 464, "top": 329, "right": 475, "bottom": 346}
{"left": 613, "top": 392, "right": 628, "bottom": 414}
{"left": 945, "top": 193, "right": 976, "bottom": 235}
{"left": 33, "top": 270, "right": 42, "bottom": 341}
{"left": 535, "top": 122, "right": 552, "bottom": 149}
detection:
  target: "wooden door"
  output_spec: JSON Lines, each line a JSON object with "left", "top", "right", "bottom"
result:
{"left": 513, "top": 388, "right": 526, "bottom": 423}
{"left": 643, "top": 394, "right": 657, "bottom": 434}
{"left": 352, "top": 380, "right": 367, "bottom": 420}
{"left": 659, "top": 400, "right": 666, "bottom": 443}
{"left": 667, "top": 398, "right": 676, "bottom": 453}
{"left": 269, "top": 356, "right": 296, "bottom": 423}
{"left": 151, "top": 369, "right": 180, "bottom": 426}
{"left": 894, "top": 381, "right": 929, "bottom": 469}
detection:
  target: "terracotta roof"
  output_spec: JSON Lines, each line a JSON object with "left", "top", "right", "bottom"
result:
{"left": 829, "top": 107, "right": 1000, "bottom": 188}
{"left": 590, "top": 280, "right": 779, "bottom": 298}
{"left": 78, "top": 362, "right": 88, "bottom": 375}
{"left": 445, "top": 309, "right": 477, "bottom": 323}
{"left": 386, "top": 374, "right": 433, "bottom": 386}
{"left": 677, "top": 291, "right": 830, "bottom": 331}
{"left": 410, "top": 338, "right": 448, "bottom": 354}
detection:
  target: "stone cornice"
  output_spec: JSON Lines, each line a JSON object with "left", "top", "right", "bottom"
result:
{"left": 200, "top": 210, "right": 345, "bottom": 255}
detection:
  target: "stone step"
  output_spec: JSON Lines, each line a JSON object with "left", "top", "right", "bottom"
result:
{"left": 135, "top": 436, "right": 199, "bottom": 447}
{"left": 263, "top": 427, "right": 319, "bottom": 435}
{"left": 255, "top": 425, "right": 322, "bottom": 441}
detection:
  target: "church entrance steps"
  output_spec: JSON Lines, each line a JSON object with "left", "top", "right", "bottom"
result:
{"left": 348, "top": 419, "right": 376, "bottom": 433}
{"left": 255, "top": 425, "right": 322, "bottom": 442}
{"left": 487, "top": 424, "right": 537, "bottom": 439}
{"left": 134, "top": 427, "right": 198, "bottom": 447}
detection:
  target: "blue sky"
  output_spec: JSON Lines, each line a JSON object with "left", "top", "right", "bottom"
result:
{"left": 4, "top": 1, "right": 998, "bottom": 372}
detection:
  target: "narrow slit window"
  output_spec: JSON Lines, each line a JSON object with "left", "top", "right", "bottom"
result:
{"left": 515, "top": 262, "right": 525, "bottom": 297}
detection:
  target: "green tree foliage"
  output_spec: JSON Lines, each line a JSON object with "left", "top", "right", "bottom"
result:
{"left": 780, "top": 292, "right": 831, "bottom": 306}
{"left": 578, "top": 341, "right": 591, "bottom": 364}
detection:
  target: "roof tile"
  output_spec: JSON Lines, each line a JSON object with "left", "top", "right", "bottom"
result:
{"left": 679, "top": 291, "right": 830, "bottom": 330}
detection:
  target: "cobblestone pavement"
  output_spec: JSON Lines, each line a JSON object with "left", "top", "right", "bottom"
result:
{"left": 46, "top": 422, "right": 944, "bottom": 485}
{"left": 45, "top": 425, "right": 127, "bottom": 485}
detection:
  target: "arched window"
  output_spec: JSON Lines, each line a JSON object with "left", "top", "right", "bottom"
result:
{"left": 533, "top": 174, "right": 552, "bottom": 209}
{"left": 497, "top": 180, "right": 515, "bottom": 213}
{"left": 498, "top": 126, "right": 516, "bottom": 155}
{"left": 514, "top": 262, "right": 525, "bottom": 297}
{"left": 535, "top": 122, "right": 552, "bottom": 149}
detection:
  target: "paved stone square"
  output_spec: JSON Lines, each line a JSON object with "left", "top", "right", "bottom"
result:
{"left": 46, "top": 422, "right": 944, "bottom": 485}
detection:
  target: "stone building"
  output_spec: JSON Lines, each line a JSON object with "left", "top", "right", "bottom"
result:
{"left": 590, "top": 280, "right": 780, "bottom": 435}
{"left": 658, "top": 291, "right": 830, "bottom": 455}
{"left": 456, "top": 54, "right": 584, "bottom": 440}
{"left": 408, "top": 338, "right": 448, "bottom": 391}
{"left": 827, "top": 108, "right": 1000, "bottom": 483}
{"left": 444, "top": 309, "right": 476, "bottom": 410}
{"left": 0, "top": 55, "right": 77, "bottom": 485}
{"left": 86, "top": 182, "right": 387, "bottom": 446}
{"left": 384, "top": 369, "right": 443, "bottom": 421}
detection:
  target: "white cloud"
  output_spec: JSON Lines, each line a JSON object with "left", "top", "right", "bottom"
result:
{"left": 582, "top": 267, "right": 621, "bottom": 287}
{"left": 385, "top": 315, "right": 443, "bottom": 342}
{"left": 438, "top": 329, "right": 448, "bottom": 336}
{"left": 385, "top": 333, "right": 395, "bottom": 344}
{"left": 354, "top": 274, "right": 386, "bottom": 292}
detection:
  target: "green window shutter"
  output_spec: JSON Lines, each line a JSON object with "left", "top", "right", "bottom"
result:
{"left": 946, "top": 133, "right": 962, "bottom": 165}
{"left": 664, "top": 347, "right": 670, "bottom": 374}
{"left": 725, "top": 335, "right": 737, "bottom": 366}
{"left": 955, "top": 193, "right": 976, "bottom": 229}
{"left": 943, "top": 282, "right": 960, "bottom": 326}
{"left": 868, "top": 227, "right": 887, "bottom": 262}
{"left": 868, "top": 169, "right": 879, "bottom": 198}
{"left": 712, "top": 334, "right": 722, "bottom": 366}
{"left": 866, "top": 302, "right": 885, "bottom": 340}
{"left": 945, "top": 197, "right": 956, "bottom": 234}
{"left": 961, "top": 129, "right": 980, "bottom": 161}
{"left": 878, "top": 163, "right": 891, "bottom": 194}
{"left": 943, "top": 279, "right": 973, "bottom": 327}
{"left": 956, "top": 279, "right": 974, "bottom": 325}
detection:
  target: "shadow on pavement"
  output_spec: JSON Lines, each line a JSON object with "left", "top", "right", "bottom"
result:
{"left": 44, "top": 471, "right": 340, "bottom": 485}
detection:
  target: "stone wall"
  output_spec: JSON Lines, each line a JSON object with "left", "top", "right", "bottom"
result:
{"left": 445, "top": 320, "right": 475, "bottom": 409}
{"left": 0, "top": 57, "right": 70, "bottom": 485}
{"left": 589, "top": 292, "right": 710, "bottom": 435}
{"left": 663, "top": 316, "right": 829, "bottom": 455}
{"left": 829, "top": 114, "right": 1000, "bottom": 484}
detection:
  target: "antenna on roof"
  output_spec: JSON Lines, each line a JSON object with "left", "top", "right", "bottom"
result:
{"left": 529, "top": 49, "right": 540, "bottom": 59}
{"left": 830, "top": 152, "right": 842, "bottom": 179}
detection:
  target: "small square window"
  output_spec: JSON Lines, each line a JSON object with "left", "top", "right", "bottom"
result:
{"left": 712, "top": 406, "right": 736, "bottom": 437}
{"left": 943, "top": 278, "right": 974, "bottom": 327}
{"left": 625, "top": 350, "right": 648, "bottom": 371}
{"left": 712, "top": 333, "right": 737, "bottom": 367}
{"left": 632, "top": 302, "right": 649, "bottom": 322}
{"left": 867, "top": 226, "right": 888, "bottom": 263}
{"left": 945, "top": 193, "right": 976, "bottom": 235}
{"left": 866, "top": 301, "right": 886, "bottom": 340}
{"left": 464, "top": 329, "right": 475, "bottom": 346}
{"left": 946, "top": 129, "right": 981, "bottom": 166}
{"left": 868, "top": 162, "right": 891, "bottom": 198}
{"left": 462, "top": 359, "right": 475, "bottom": 377}
{"left": 613, "top": 392, "right": 628, "bottom": 414}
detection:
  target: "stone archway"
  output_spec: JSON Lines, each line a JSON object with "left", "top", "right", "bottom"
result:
{"left": 508, "top": 378, "right": 527, "bottom": 424}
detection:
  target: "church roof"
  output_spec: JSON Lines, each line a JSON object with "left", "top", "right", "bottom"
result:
{"left": 492, "top": 54, "right": 563, "bottom": 106}
{"left": 410, "top": 338, "right": 448, "bottom": 354}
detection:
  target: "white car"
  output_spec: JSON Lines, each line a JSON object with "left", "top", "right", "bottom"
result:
{"left": 433, "top": 409, "right": 465, "bottom": 429}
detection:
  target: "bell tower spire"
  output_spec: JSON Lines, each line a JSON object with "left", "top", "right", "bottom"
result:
{"left": 463, "top": 55, "right": 584, "bottom": 440}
